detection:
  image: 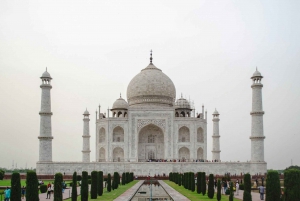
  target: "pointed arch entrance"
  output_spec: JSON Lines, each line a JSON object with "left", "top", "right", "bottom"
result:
{"left": 138, "top": 124, "right": 164, "bottom": 162}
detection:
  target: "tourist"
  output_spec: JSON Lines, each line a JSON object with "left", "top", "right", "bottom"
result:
{"left": 21, "top": 186, "right": 25, "bottom": 199}
{"left": 258, "top": 185, "right": 264, "bottom": 200}
{"left": 223, "top": 180, "right": 227, "bottom": 194}
{"left": 4, "top": 187, "right": 11, "bottom": 201}
{"left": 46, "top": 185, "right": 51, "bottom": 199}
{"left": 235, "top": 181, "right": 239, "bottom": 196}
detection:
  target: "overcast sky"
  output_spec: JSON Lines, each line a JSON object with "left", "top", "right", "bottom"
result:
{"left": 1, "top": 0, "right": 300, "bottom": 170}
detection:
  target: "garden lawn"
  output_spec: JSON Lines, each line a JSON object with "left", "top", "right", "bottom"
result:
{"left": 164, "top": 181, "right": 241, "bottom": 201}
{"left": 64, "top": 180, "right": 138, "bottom": 201}
{"left": 0, "top": 179, "right": 71, "bottom": 187}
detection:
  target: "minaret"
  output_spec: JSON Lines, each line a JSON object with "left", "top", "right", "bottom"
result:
{"left": 212, "top": 109, "right": 221, "bottom": 161}
{"left": 250, "top": 69, "right": 265, "bottom": 162}
{"left": 38, "top": 68, "right": 53, "bottom": 162}
{"left": 82, "top": 109, "right": 91, "bottom": 162}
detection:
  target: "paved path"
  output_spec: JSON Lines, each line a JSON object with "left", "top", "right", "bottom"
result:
{"left": 158, "top": 180, "right": 190, "bottom": 201}
{"left": 114, "top": 180, "right": 143, "bottom": 201}
{"left": 233, "top": 189, "right": 263, "bottom": 201}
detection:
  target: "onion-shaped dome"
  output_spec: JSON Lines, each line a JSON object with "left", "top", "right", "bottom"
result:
{"left": 251, "top": 68, "right": 263, "bottom": 79}
{"left": 41, "top": 68, "right": 52, "bottom": 79}
{"left": 127, "top": 63, "right": 176, "bottom": 106}
{"left": 112, "top": 96, "right": 129, "bottom": 110}
{"left": 83, "top": 109, "right": 90, "bottom": 115}
{"left": 213, "top": 108, "right": 219, "bottom": 115}
{"left": 175, "top": 96, "right": 191, "bottom": 109}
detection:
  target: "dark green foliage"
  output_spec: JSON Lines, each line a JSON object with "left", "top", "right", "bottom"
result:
{"left": 72, "top": 172, "right": 77, "bottom": 201}
{"left": 40, "top": 184, "right": 47, "bottom": 193}
{"left": 169, "top": 172, "right": 172, "bottom": 181}
{"left": 91, "top": 171, "right": 98, "bottom": 199}
{"left": 0, "top": 169, "right": 5, "bottom": 180}
{"left": 239, "top": 184, "right": 244, "bottom": 190}
{"left": 284, "top": 169, "right": 300, "bottom": 201}
{"left": 185, "top": 173, "right": 188, "bottom": 189}
{"left": 187, "top": 172, "right": 190, "bottom": 190}
{"left": 81, "top": 171, "right": 89, "bottom": 201}
{"left": 97, "top": 171, "right": 103, "bottom": 196}
{"left": 77, "top": 175, "right": 82, "bottom": 181}
{"left": 197, "top": 172, "right": 201, "bottom": 194}
{"left": 88, "top": 175, "right": 91, "bottom": 180}
{"left": 122, "top": 172, "right": 125, "bottom": 185}
{"left": 11, "top": 172, "right": 21, "bottom": 201}
{"left": 130, "top": 172, "right": 133, "bottom": 182}
{"left": 26, "top": 171, "right": 39, "bottom": 201}
{"left": 243, "top": 173, "right": 252, "bottom": 201}
{"left": 191, "top": 172, "right": 195, "bottom": 192}
{"left": 201, "top": 172, "right": 206, "bottom": 196}
{"left": 178, "top": 173, "right": 182, "bottom": 186}
{"left": 113, "top": 172, "right": 119, "bottom": 189}
{"left": 207, "top": 174, "right": 214, "bottom": 198}
{"left": 217, "top": 179, "right": 221, "bottom": 201}
{"left": 54, "top": 173, "right": 63, "bottom": 201}
{"left": 107, "top": 174, "right": 112, "bottom": 192}
{"left": 126, "top": 172, "right": 130, "bottom": 184}
{"left": 266, "top": 170, "right": 281, "bottom": 201}
{"left": 229, "top": 181, "right": 234, "bottom": 201}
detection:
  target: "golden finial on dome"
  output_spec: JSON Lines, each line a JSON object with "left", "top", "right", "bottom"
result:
{"left": 150, "top": 50, "right": 153, "bottom": 64}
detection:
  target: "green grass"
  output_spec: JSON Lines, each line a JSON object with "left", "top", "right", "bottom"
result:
{"left": 164, "top": 181, "right": 241, "bottom": 201}
{"left": 0, "top": 179, "right": 71, "bottom": 187}
{"left": 64, "top": 181, "right": 138, "bottom": 201}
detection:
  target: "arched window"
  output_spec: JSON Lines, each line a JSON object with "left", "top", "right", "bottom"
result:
{"left": 99, "top": 128, "right": 105, "bottom": 143}
{"left": 197, "top": 147, "right": 204, "bottom": 159}
{"left": 180, "top": 111, "right": 185, "bottom": 117}
{"left": 117, "top": 111, "right": 122, "bottom": 117}
{"left": 99, "top": 147, "right": 105, "bottom": 162}
{"left": 178, "top": 147, "right": 190, "bottom": 160}
{"left": 113, "top": 126, "right": 124, "bottom": 142}
{"left": 178, "top": 126, "right": 190, "bottom": 142}
{"left": 197, "top": 127, "right": 204, "bottom": 142}
{"left": 175, "top": 112, "right": 179, "bottom": 117}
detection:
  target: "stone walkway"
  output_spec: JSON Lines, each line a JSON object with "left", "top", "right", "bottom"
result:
{"left": 114, "top": 180, "right": 144, "bottom": 201}
{"left": 233, "top": 189, "right": 263, "bottom": 201}
{"left": 158, "top": 180, "right": 190, "bottom": 201}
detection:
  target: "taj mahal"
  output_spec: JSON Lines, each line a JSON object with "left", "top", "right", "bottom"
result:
{"left": 36, "top": 52, "right": 267, "bottom": 176}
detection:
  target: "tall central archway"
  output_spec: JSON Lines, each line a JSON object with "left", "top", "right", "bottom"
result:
{"left": 138, "top": 124, "right": 164, "bottom": 161}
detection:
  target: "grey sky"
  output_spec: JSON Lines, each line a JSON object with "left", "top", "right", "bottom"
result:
{"left": 0, "top": 0, "right": 300, "bottom": 170}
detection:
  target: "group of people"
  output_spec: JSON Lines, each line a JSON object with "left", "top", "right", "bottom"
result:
{"left": 46, "top": 181, "right": 67, "bottom": 199}
{"left": 146, "top": 159, "right": 220, "bottom": 162}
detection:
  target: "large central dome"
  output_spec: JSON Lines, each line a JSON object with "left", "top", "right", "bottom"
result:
{"left": 127, "top": 62, "right": 176, "bottom": 107}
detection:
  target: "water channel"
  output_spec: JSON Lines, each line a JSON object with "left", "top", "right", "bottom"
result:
{"left": 130, "top": 180, "right": 173, "bottom": 201}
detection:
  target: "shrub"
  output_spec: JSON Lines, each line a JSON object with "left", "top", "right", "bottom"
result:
{"left": 72, "top": 172, "right": 77, "bottom": 201}
{"left": 130, "top": 172, "right": 134, "bottom": 182}
{"left": 266, "top": 170, "right": 281, "bottom": 201}
{"left": 113, "top": 172, "right": 119, "bottom": 189}
{"left": 98, "top": 171, "right": 103, "bottom": 196}
{"left": 40, "top": 184, "right": 47, "bottom": 193}
{"left": 81, "top": 171, "right": 89, "bottom": 201}
{"left": 77, "top": 175, "right": 82, "bottom": 181}
{"left": 217, "top": 179, "right": 221, "bottom": 201}
{"left": 107, "top": 174, "right": 112, "bottom": 192}
{"left": 54, "top": 173, "right": 63, "bottom": 201}
{"left": 187, "top": 172, "right": 190, "bottom": 190}
{"left": 243, "top": 173, "right": 252, "bottom": 201}
{"left": 284, "top": 169, "right": 300, "bottom": 201}
{"left": 169, "top": 172, "right": 172, "bottom": 181}
{"left": 0, "top": 170, "right": 5, "bottom": 180}
{"left": 191, "top": 172, "right": 195, "bottom": 192}
{"left": 225, "top": 189, "right": 230, "bottom": 195}
{"left": 11, "top": 172, "right": 21, "bottom": 200}
{"left": 197, "top": 172, "right": 201, "bottom": 194}
{"left": 178, "top": 173, "right": 182, "bottom": 186}
{"left": 88, "top": 175, "right": 91, "bottom": 180}
{"left": 229, "top": 181, "right": 234, "bottom": 201}
{"left": 26, "top": 171, "right": 39, "bottom": 201}
{"left": 207, "top": 174, "right": 214, "bottom": 198}
{"left": 239, "top": 184, "right": 244, "bottom": 190}
{"left": 88, "top": 179, "right": 91, "bottom": 184}
{"left": 201, "top": 172, "right": 206, "bottom": 196}
{"left": 126, "top": 172, "right": 130, "bottom": 184}
{"left": 122, "top": 172, "right": 125, "bottom": 185}
{"left": 91, "top": 171, "right": 98, "bottom": 199}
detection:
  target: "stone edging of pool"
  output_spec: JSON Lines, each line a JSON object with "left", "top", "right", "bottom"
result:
{"left": 158, "top": 180, "right": 191, "bottom": 201}
{"left": 114, "top": 180, "right": 144, "bottom": 201}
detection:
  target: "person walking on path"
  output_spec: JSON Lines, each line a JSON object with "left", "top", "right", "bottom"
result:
{"left": 46, "top": 185, "right": 52, "bottom": 199}
{"left": 4, "top": 187, "right": 11, "bottom": 201}
{"left": 235, "top": 181, "right": 239, "bottom": 196}
{"left": 258, "top": 185, "right": 265, "bottom": 200}
{"left": 21, "top": 186, "right": 25, "bottom": 199}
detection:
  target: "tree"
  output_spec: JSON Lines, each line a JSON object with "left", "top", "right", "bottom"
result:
{"left": 229, "top": 181, "right": 234, "bottom": 201}
{"left": 11, "top": 172, "right": 21, "bottom": 201}
{"left": 284, "top": 169, "right": 300, "bottom": 201}
{"left": 126, "top": 172, "right": 130, "bottom": 184}
{"left": 187, "top": 172, "right": 190, "bottom": 190}
{"left": 26, "top": 171, "right": 39, "bottom": 201}
{"left": 107, "top": 174, "right": 112, "bottom": 192}
{"left": 122, "top": 172, "right": 125, "bottom": 185}
{"left": 98, "top": 171, "right": 103, "bottom": 196}
{"left": 81, "top": 171, "right": 89, "bottom": 201}
{"left": 0, "top": 169, "right": 5, "bottom": 180}
{"left": 217, "top": 179, "right": 221, "bottom": 201}
{"left": 207, "top": 174, "right": 214, "bottom": 199}
{"left": 72, "top": 172, "right": 77, "bottom": 201}
{"left": 169, "top": 172, "right": 172, "bottom": 181}
{"left": 201, "top": 172, "right": 206, "bottom": 196}
{"left": 266, "top": 170, "right": 281, "bottom": 201}
{"left": 91, "top": 171, "right": 98, "bottom": 199}
{"left": 178, "top": 173, "right": 182, "bottom": 186}
{"left": 191, "top": 172, "right": 195, "bottom": 192}
{"left": 243, "top": 173, "right": 252, "bottom": 201}
{"left": 54, "top": 173, "right": 63, "bottom": 201}
{"left": 197, "top": 172, "right": 202, "bottom": 194}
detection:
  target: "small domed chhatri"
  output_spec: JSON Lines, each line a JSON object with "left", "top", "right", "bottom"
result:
{"left": 251, "top": 67, "right": 263, "bottom": 78}
{"left": 175, "top": 94, "right": 191, "bottom": 109}
{"left": 112, "top": 94, "right": 129, "bottom": 110}
{"left": 41, "top": 67, "right": 52, "bottom": 78}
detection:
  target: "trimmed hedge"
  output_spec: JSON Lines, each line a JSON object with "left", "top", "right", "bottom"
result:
{"left": 197, "top": 172, "right": 201, "bottom": 194}
{"left": 284, "top": 169, "right": 300, "bottom": 201}
{"left": 229, "top": 181, "right": 234, "bottom": 201}
{"left": 191, "top": 172, "right": 195, "bottom": 192}
{"left": 208, "top": 174, "right": 214, "bottom": 198}
{"left": 107, "top": 174, "right": 112, "bottom": 192}
{"left": 266, "top": 170, "right": 280, "bottom": 201}
{"left": 0, "top": 170, "right": 5, "bottom": 180}
{"left": 11, "top": 172, "right": 21, "bottom": 201}
{"left": 122, "top": 172, "right": 125, "bottom": 185}
{"left": 72, "top": 172, "right": 77, "bottom": 201}
{"left": 40, "top": 184, "right": 47, "bottom": 193}
{"left": 243, "top": 173, "right": 252, "bottom": 201}
{"left": 91, "top": 171, "right": 98, "bottom": 199}
{"left": 217, "top": 179, "right": 221, "bottom": 201}
{"left": 54, "top": 173, "right": 63, "bottom": 201}
{"left": 26, "top": 171, "right": 39, "bottom": 201}
{"left": 81, "top": 171, "right": 89, "bottom": 201}
{"left": 201, "top": 172, "right": 206, "bottom": 196}
{"left": 98, "top": 171, "right": 103, "bottom": 196}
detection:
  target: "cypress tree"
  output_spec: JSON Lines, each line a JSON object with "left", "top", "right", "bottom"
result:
{"left": 185, "top": 173, "right": 188, "bottom": 189}
{"left": 169, "top": 172, "right": 171, "bottom": 181}
{"left": 178, "top": 173, "right": 182, "bottom": 186}
{"left": 11, "top": 172, "right": 21, "bottom": 201}
{"left": 201, "top": 172, "right": 206, "bottom": 196}
{"left": 81, "top": 171, "right": 89, "bottom": 201}
{"left": 284, "top": 169, "right": 300, "bottom": 201}
{"left": 217, "top": 179, "right": 221, "bottom": 201}
{"left": 197, "top": 172, "right": 201, "bottom": 194}
{"left": 91, "top": 171, "right": 98, "bottom": 199}
{"left": 98, "top": 171, "right": 103, "bottom": 196}
{"left": 72, "top": 172, "right": 77, "bottom": 201}
{"left": 126, "top": 172, "right": 130, "bottom": 184}
{"left": 174, "top": 172, "right": 178, "bottom": 184}
{"left": 187, "top": 172, "right": 190, "bottom": 190}
{"left": 122, "top": 172, "right": 125, "bottom": 185}
{"left": 130, "top": 172, "right": 133, "bottom": 182}
{"left": 191, "top": 172, "right": 195, "bottom": 192}
{"left": 26, "top": 171, "right": 39, "bottom": 201}
{"left": 54, "top": 173, "right": 63, "bottom": 201}
{"left": 229, "top": 181, "right": 234, "bottom": 201}
{"left": 107, "top": 174, "right": 112, "bottom": 192}
{"left": 208, "top": 174, "right": 214, "bottom": 198}
{"left": 266, "top": 170, "right": 281, "bottom": 201}
{"left": 243, "top": 173, "right": 252, "bottom": 201}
